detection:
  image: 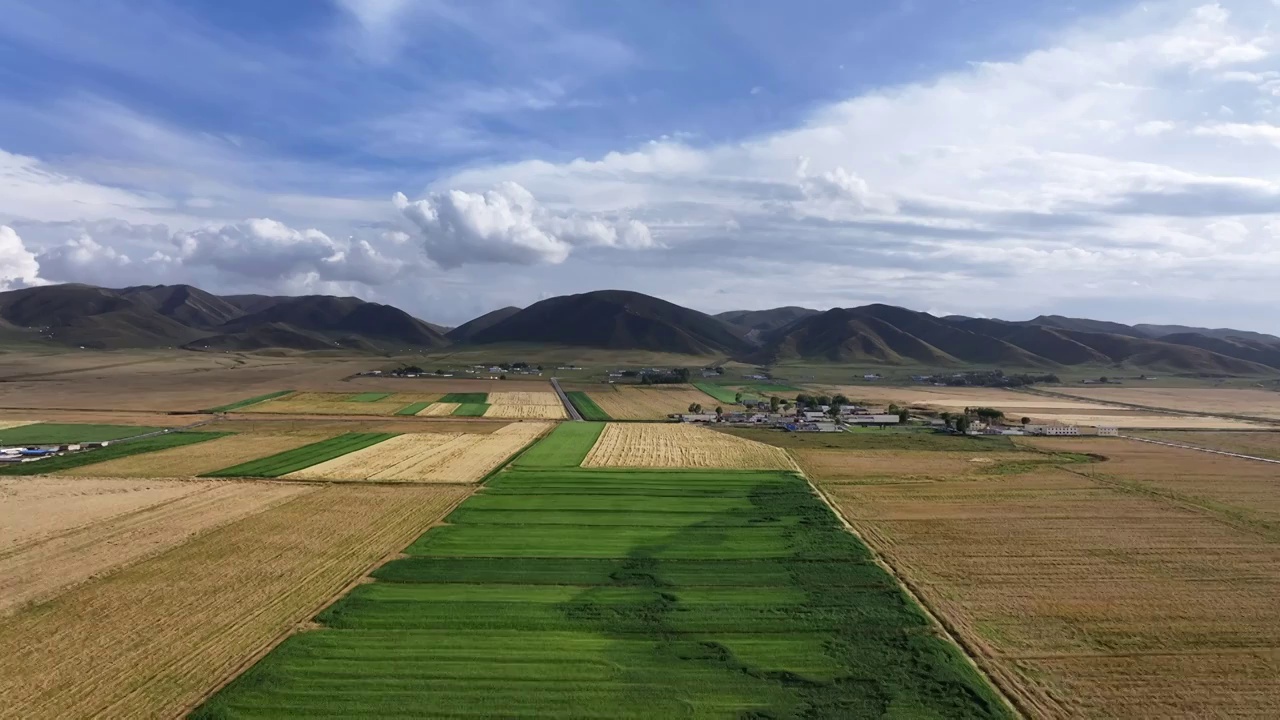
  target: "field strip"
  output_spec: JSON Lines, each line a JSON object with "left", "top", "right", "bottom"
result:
{"left": 803, "top": 470, "right": 1028, "bottom": 719}
{"left": 1120, "top": 434, "right": 1280, "bottom": 465}
{"left": 581, "top": 423, "right": 799, "bottom": 470}
{"left": 0, "top": 484, "right": 471, "bottom": 720}
{"left": 483, "top": 403, "right": 568, "bottom": 419}
{"left": 417, "top": 402, "right": 460, "bottom": 417}
{"left": 285, "top": 433, "right": 463, "bottom": 481}
{"left": 0, "top": 481, "right": 312, "bottom": 616}
{"left": 370, "top": 423, "right": 553, "bottom": 482}
{"left": 56, "top": 433, "right": 329, "bottom": 478}
{"left": 204, "top": 433, "right": 398, "bottom": 478}
{"left": 0, "top": 432, "right": 227, "bottom": 476}
{"left": 0, "top": 420, "right": 38, "bottom": 432}
{"left": 394, "top": 401, "right": 433, "bottom": 416}
{"left": 203, "top": 390, "right": 293, "bottom": 413}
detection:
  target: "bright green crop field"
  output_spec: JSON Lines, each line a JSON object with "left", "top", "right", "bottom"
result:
{"left": 566, "top": 391, "right": 610, "bottom": 420}
{"left": 0, "top": 432, "right": 226, "bottom": 476}
{"left": 0, "top": 422, "right": 163, "bottom": 445}
{"left": 393, "top": 401, "right": 433, "bottom": 416}
{"left": 202, "top": 433, "right": 396, "bottom": 477}
{"left": 450, "top": 402, "right": 490, "bottom": 416}
{"left": 439, "top": 392, "right": 488, "bottom": 404}
{"left": 193, "top": 425, "right": 1010, "bottom": 719}
{"left": 693, "top": 382, "right": 741, "bottom": 404}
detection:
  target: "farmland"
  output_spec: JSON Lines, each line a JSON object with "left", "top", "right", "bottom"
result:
{"left": 1051, "top": 386, "right": 1280, "bottom": 421}
{"left": 204, "top": 433, "right": 396, "bottom": 477}
{"left": 204, "top": 390, "right": 293, "bottom": 413}
{"left": 588, "top": 385, "right": 718, "bottom": 419}
{"left": 0, "top": 422, "right": 162, "bottom": 444}
{"left": 415, "top": 402, "right": 459, "bottom": 416}
{"left": 565, "top": 390, "right": 610, "bottom": 420}
{"left": 0, "top": 484, "right": 470, "bottom": 719}
{"left": 451, "top": 402, "right": 490, "bottom": 416}
{"left": 58, "top": 433, "right": 330, "bottom": 478}
{"left": 0, "top": 420, "right": 36, "bottom": 432}
{"left": 821, "top": 437, "right": 1280, "bottom": 716}
{"left": 285, "top": 422, "right": 550, "bottom": 483}
{"left": 0, "top": 432, "right": 227, "bottom": 476}
{"left": 483, "top": 391, "right": 568, "bottom": 419}
{"left": 193, "top": 425, "right": 1010, "bottom": 719}
{"left": 1132, "top": 430, "right": 1280, "bottom": 460}
{"left": 582, "top": 422, "right": 798, "bottom": 470}
{"left": 238, "top": 391, "right": 444, "bottom": 416}
{"left": 693, "top": 381, "right": 742, "bottom": 404}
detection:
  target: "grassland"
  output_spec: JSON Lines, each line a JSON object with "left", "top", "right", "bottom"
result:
{"left": 0, "top": 432, "right": 227, "bottom": 476}
{"left": 0, "top": 422, "right": 162, "bottom": 444}
{"left": 204, "top": 433, "right": 396, "bottom": 478}
{"left": 451, "top": 402, "right": 490, "bottom": 416}
{"left": 821, "top": 438, "right": 1280, "bottom": 716}
{"left": 193, "top": 427, "right": 1010, "bottom": 719}
{"left": 0, "top": 484, "right": 470, "bottom": 719}
{"left": 203, "top": 390, "right": 293, "bottom": 413}
{"left": 566, "top": 390, "right": 610, "bottom": 420}
{"left": 439, "top": 392, "right": 488, "bottom": 403}
{"left": 693, "top": 381, "right": 741, "bottom": 404}
{"left": 583, "top": 422, "right": 798, "bottom": 470}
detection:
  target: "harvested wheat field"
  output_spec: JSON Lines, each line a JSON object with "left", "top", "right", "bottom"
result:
{"left": 287, "top": 422, "right": 551, "bottom": 483}
{"left": 483, "top": 391, "right": 568, "bottom": 419}
{"left": 56, "top": 433, "right": 331, "bottom": 478}
{"left": 824, "top": 449, "right": 1280, "bottom": 718}
{"left": 1, "top": 480, "right": 310, "bottom": 615}
{"left": 807, "top": 385, "right": 1116, "bottom": 412}
{"left": 794, "top": 449, "right": 1039, "bottom": 483}
{"left": 1133, "top": 430, "right": 1280, "bottom": 460}
{"left": 416, "top": 402, "right": 460, "bottom": 417}
{"left": 1023, "top": 436, "right": 1280, "bottom": 532}
{"left": 588, "top": 385, "right": 720, "bottom": 420}
{"left": 582, "top": 422, "right": 798, "bottom": 470}
{"left": 1053, "top": 386, "right": 1280, "bottom": 421}
{"left": 1022, "top": 411, "right": 1264, "bottom": 429}
{"left": 0, "top": 483, "right": 470, "bottom": 720}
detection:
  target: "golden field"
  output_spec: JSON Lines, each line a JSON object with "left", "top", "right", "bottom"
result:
{"left": 416, "top": 402, "right": 460, "bottom": 417}
{"left": 582, "top": 422, "right": 797, "bottom": 470}
{"left": 588, "top": 385, "right": 719, "bottom": 420}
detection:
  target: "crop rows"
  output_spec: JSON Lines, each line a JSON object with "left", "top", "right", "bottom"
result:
{"left": 0, "top": 432, "right": 227, "bottom": 476}
{"left": 203, "top": 433, "right": 397, "bottom": 477}
{"left": 566, "top": 391, "right": 610, "bottom": 420}
{"left": 58, "top": 433, "right": 327, "bottom": 478}
{"left": 393, "top": 401, "right": 433, "bottom": 415}
{"left": 415, "top": 402, "right": 459, "bottom": 416}
{"left": 195, "top": 424, "right": 1009, "bottom": 718}
{"left": 582, "top": 422, "right": 798, "bottom": 470}
{"left": 589, "top": 386, "right": 719, "bottom": 419}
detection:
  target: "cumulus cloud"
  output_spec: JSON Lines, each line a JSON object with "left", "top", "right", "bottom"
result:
{"left": 1193, "top": 121, "right": 1280, "bottom": 147}
{"left": 796, "top": 157, "right": 897, "bottom": 213}
{"left": 393, "top": 182, "right": 654, "bottom": 268}
{"left": 0, "top": 225, "right": 43, "bottom": 290}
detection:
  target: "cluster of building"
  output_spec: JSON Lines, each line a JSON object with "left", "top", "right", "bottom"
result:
{"left": 962, "top": 422, "right": 1118, "bottom": 437}
{"left": 0, "top": 442, "right": 104, "bottom": 464}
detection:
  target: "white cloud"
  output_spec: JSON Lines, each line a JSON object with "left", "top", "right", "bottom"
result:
{"left": 796, "top": 157, "right": 897, "bottom": 213}
{"left": 0, "top": 226, "right": 43, "bottom": 290}
{"left": 393, "top": 182, "right": 654, "bottom": 268}
{"left": 1134, "top": 120, "right": 1177, "bottom": 136}
{"left": 1193, "top": 121, "right": 1280, "bottom": 146}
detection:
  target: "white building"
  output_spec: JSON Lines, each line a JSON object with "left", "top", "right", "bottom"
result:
{"left": 1025, "top": 425, "right": 1079, "bottom": 436}
{"left": 1096, "top": 426, "right": 1119, "bottom": 436}
{"left": 843, "top": 414, "right": 901, "bottom": 425}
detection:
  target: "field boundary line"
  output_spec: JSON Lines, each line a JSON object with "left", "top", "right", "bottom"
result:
{"left": 177, "top": 484, "right": 478, "bottom": 718}
{"left": 1119, "top": 433, "right": 1280, "bottom": 464}
{"left": 797, "top": 460, "right": 1030, "bottom": 720}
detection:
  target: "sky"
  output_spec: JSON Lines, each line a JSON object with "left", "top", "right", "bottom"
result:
{"left": 2, "top": 0, "right": 1280, "bottom": 331}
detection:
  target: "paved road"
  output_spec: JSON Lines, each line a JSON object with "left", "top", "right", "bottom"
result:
{"left": 550, "top": 377, "right": 583, "bottom": 421}
{"left": 1121, "top": 434, "right": 1280, "bottom": 465}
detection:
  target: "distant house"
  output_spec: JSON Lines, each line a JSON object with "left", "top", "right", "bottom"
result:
{"left": 1096, "top": 426, "right": 1119, "bottom": 436}
{"left": 843, "top": 414, "right": 901, "bottom": 425}
{"left": 1025, "top": 425, "right": 1079, "bottom": 436}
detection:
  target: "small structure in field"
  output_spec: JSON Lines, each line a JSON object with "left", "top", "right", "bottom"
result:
{"left": 1096, "top": 426, "right": 1119, "bottom": 436}
{"left": 1024, "top": 425, "right": 1080, "bottom": 436}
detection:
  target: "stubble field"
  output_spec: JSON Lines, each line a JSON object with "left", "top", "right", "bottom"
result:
{"left": 587, "top": 385, "right": 722, "bottom": 419}
{"left": 1052, "top": 386, "right": 1280, "bottom": 421}
{"left": 820, "top": 437, "right": 1280, "bottom": 717}
{"left": 482, "top": 391, "right": 568, "bottom": 419}
{"left": 581, "top": 422, "right": 799, "bottom": 470}
{"left": 1132, "top": 430, "right": 1280, "bottom": 460}
{"left": 0, "top": 483, "right": 471, "bottom": 720}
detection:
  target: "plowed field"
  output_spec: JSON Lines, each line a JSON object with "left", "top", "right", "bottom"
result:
{"left": 0, "top": 484, "right": 471, "bottom": 720}
{"left": 57, "top": 433, "right": 330, "bottom": 478}
{"left": 1, "top": 480, "right": 310, "bottom": 614}
{"left": 582, "top": 423, "right": 797, "bottom": 470}
{"left": 589, "top": 386, "right": 718, "bottom": 419}
{"left": 287, "top": 423, "right": 551, "bottom": 483}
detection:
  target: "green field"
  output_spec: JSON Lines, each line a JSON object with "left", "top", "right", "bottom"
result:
{"left": 440, "top": 392, "right": 488, "bottom": 404}
{"left": 450, "top": 403, "right": 490, "bottom": 417}
{"left": 203, "top": 390, "right": 294, "bottom": 413}
{"left": 693, "top": 382, "right": 742, "bottom": 404}
{"left": 0, "top": 432, "right": 227, "bottom": 476}
{"left": 195, "top": 428, "right": 1010, "bottom": 718}
{"left": 393, "top": 401, "right": 433, "bottom": 416}
{"left": 0, "top": 423, "right": 163, "bottom": 445}
{"left": 565, "top": 391, "right": 610, "bottom": 420}
{"left": 203, "top": 433, "right": 397, "bottom": 477}
{"left": 347, "top": 392, "right": 392, "bottom": 402}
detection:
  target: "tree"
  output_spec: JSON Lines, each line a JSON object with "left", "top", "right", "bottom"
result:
{"left": 832, "top": 394, "right": 850, "bottom": 406}
{"left": 1099, "top": 376, "right": 1109, "bottom": 384}
{"left": 499, "top": 374, "right": 507, "bottom": 380}
{"left": 897, "top": 407, "right": 910, "bottom": 423}
{"left": 1021, "top": 416, "right": 1030, "bottom": 426}
{"left": 940, "top": 411, "right": 953, "bottom": 429}
{"left": 734, "top": 392, "right": 743, "bottom": 403}
{"left": 954, "top": 415, "right": 971, "bottom": 433}
{"left": 974, "top": 407, "right": 1004, "bottom": 421}
{"left": 688, "top": 402, "right": 702, "bottom": 414}
{"left": 887, "top": 403, "right": 900, "bottom": 413}
{"left": 828, "top": 405, "right": 841, "bottom": 420}
{"left": 769, "top": 396, "right": 781, "bottom": 413}
{"left": 715, "top": 406, "right": 724, "bottom": 417}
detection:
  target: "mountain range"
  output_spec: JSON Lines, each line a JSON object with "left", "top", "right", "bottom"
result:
{"left": 2, "top": 283, "right": 1279, "bottom": 374}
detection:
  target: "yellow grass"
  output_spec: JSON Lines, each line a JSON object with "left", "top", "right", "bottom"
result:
{"left": 416, "top": 402, "right": 460, "bottom": 417}
{"left": 0, "top": 421, "right": 37, "bottom": 432}
{"left": 56, "top": 433, "right": 331, "bottom": 478}
{"left": 0, "top": 484, "right": 470, "bottom": 720}
{"left": 589, "top": 386, "right": 719, "bottom": 420}
{"left": 582, "top": 423, "right": 798, "bottom": 470}
{"left": 286, "top": 422, "right": 551, "bottom": 483}
{"left": 1, "top": 480, "right": 311, "bottom": 615}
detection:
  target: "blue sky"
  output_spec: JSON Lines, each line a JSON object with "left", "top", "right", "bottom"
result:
{"left": 2, "top": 0, "right": 1280, "bottom": 330}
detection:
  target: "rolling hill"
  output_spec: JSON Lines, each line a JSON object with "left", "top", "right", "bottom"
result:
{"left": 464, "top": 290, "right": 751, "bottom": 355}
{"left": 445, "top": 306, "right": 522, "bottom": 343}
